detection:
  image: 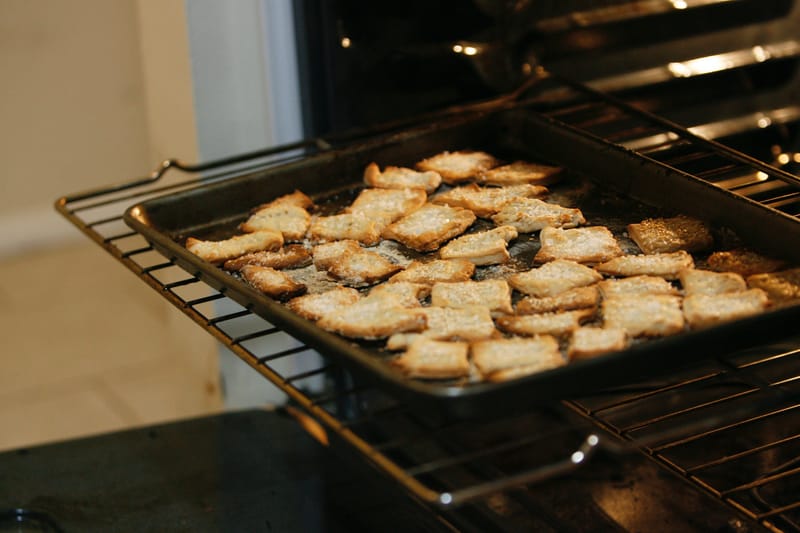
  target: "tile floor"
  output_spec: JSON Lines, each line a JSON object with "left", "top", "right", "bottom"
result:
{"left": 0, "top": 243, "right": 230, "bottom": 452}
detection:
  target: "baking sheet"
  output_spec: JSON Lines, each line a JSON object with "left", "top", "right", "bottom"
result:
{"left": 124, "top": 108, "right": 800, "bottom": 418}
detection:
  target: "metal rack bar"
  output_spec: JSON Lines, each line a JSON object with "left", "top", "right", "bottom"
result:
{"left": 535, "top": 71, "right": 800, "bottom": 218}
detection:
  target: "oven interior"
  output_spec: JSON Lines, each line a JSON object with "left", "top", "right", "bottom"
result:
{"left": 56, "top": 2, "right": 800, "bottom": 531}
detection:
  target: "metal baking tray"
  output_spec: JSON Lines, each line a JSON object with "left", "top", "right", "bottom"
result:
{"left": 124, "top": 107, "right": 800, "bottom": 418}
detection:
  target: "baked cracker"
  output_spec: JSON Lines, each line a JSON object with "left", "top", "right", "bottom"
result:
{"left": 382, "top": 203, "right": 476, "bottom": 252}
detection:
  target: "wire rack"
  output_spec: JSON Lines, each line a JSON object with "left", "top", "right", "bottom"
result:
{"left": 56, "top": 78, "right": 800, "bottom": 532}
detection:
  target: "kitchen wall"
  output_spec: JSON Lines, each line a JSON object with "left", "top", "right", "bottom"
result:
{"left": 0, "top": 0, "right": 197, "bottom": 257}
{"left": 0, "top": 0, "right": 223, "bottom": 451}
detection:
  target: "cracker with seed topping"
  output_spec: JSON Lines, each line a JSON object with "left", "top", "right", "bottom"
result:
{"left": 476, "top": 161, "right": 563, "bottom": 186}
{"left": 627, "top": 215, "right": 713, "bottom": 254}
{"left": 707, "top": 249, "right": 786, "bottom": 277}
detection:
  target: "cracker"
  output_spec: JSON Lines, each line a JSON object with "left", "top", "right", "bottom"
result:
{"left": 382, "top": 203, "right": 476, "bottom": 252}
{"left": 431, "top": 183, "right": 548, "bottom": 218}
{"left": 307, "top": 213, "right": 383, "bottom": 245}
{"left": 420, "top": 305, "right": 497, "bottom": 341}
{"left": 386, "top": 305, "right": 497, "bottom": 349}
{"left": 312, "top": 240, "right": 402, "bottom": 287}
{"left": 316, "top": 293, "right": 427, "bottom": 339}
{"left": 389, "top": 258, "right": 476, "bottom": 285}
{"left": 368, "top": 281, "right": 430, "bottom": 307}
{"left": 490, "top": 198, "right": 585, "bottom": 233}
{"left": 415, "top": 150, "right": 500, "bottom": 184}
{"left": 508, "top": 259, "right": 602, "bottom": 297}
{"left": 472, "top": 337, "right": 565, "bottom": 381}
{"left": 595, "top": 250, "right": 694, "bottom": 279}
{"left": 602, "top": 294, "right": 684, "bottom": 337}
{"left": 567, "top": 327, "right": 629, "bottom": 360}
{"left": 683, "top": 289, "right": 769, "bottom": 329}
{"left": 286, "top": 286, "right": 362, "bottom": 321}
{"left": 391, "top": 338, "right": 470, "bottom": 379}
{"left": 627, "top": 215, "right": 713, "bottom": 254}
{"left": 496, "top": 309, "right": 595, "bottom": 337}
{"left": 516, "top": 285, "right": 601, "bottom": 314}
{"left": 439, "top": 225, "right": 518, "bottom": 266}
{"left": 240, "top": 192, "right": 312, "bottom": 240}
{"left": 385, "top": 333, "right": 422, "bottom": 351}
{"left": 486, "top": 363, "right": 565, "bottom": 382}
{"left": 678, "top": 268, "right": 747, "bottom": 296}
{"left": 311, "top": 239, "right": 361, "bottom": 270}
{"left": 186, "top": 230, "right": 284, "bottom": 264}
{"left": 534, "top": 226, "right": 624, "bottom": 264}
{"left": 598, "top": 275, "right": 679, "bottom": 298}
{"left": 476, "top": 161, "right": 563, "bottom": 186}
{"left": 346, "top": 187, "right": 427, "bottom": 226}
{"left": 746, "top": 268, "right": 800, "bottom": 303}
{"left": 363, "top": 162, "right": 442, "bottom": 193}
{"left": 240, "top": 265, "right": 307, "bottom": 300}
{"left": 223, "top": 244, "right": 312, "bottom": 271}
{"left": 707, "top": 249, "right": 787, "bottom": 277}
{"left": 430, "top": 279, "right": 513, "bottom": 315}
{"left": 266, "top": 190, "right": 315, "bottom": 209}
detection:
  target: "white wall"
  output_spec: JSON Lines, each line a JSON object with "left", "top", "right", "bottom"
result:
{"left": 0, "top": 0, "right": 198, "bottom": 257}
{"left": 184, "top": 0, "right": 313, "bottom": 408}
{"left": 185, "top": 0, "right": 302, "bottom": 160}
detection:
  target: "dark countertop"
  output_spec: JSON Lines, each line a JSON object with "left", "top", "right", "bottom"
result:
{"left": 0, "top": 408, "right": 439, "bottom": 533}
{"left": 0, "top": 406, "right": 768, "bottom": 533}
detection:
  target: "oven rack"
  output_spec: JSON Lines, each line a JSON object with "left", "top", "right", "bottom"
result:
{"left": 528, "top": 69, "right": 800, "bottom": 217}
{"left": 56, "top": 87, "right": 800, "bottom": 532}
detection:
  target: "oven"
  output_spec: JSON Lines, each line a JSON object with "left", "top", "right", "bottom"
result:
{"left": 55, "top": 2, "right": 800, "bottom": 531}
